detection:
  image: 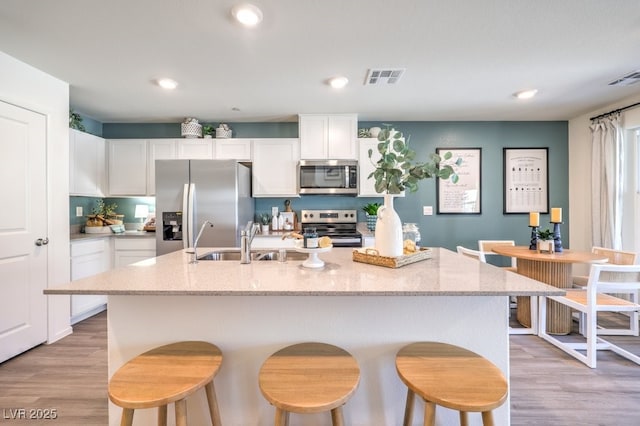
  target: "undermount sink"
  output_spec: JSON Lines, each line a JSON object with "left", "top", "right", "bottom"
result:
{"left": 197, "top": 249, "right": 307, "bottom": 262}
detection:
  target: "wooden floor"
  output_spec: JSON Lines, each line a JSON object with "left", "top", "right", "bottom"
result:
{"left": 0, "top": 310, "right": 639, "bottom": 425}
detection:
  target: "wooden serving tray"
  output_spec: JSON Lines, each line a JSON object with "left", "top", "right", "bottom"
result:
{"left": 352, "top": 247, "right": 432, "bottom": 268}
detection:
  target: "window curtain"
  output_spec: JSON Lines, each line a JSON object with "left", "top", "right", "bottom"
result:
{"left": 590, "top": 113, "right": 623, "bottom": 248}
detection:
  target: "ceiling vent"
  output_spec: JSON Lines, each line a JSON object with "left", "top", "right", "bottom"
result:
{"left": 365, "top": 68, "right": 405, "bottom": 85}
{"left": 608, "top": 70, "right": 640, "bottom": 86}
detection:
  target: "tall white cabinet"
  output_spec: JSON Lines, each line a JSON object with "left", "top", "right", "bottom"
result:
{"left": 107, "top": 139, "right": 148, "bottom": 195}
{"left": 69, "top": 129, "right": 105, "bottom": 196}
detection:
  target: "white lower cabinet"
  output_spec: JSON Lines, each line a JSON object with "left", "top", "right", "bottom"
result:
{"left": 70, "top": 239, "right": 112, "bottom": 324}
{"left": 114, "top": 238, "right": 156, "bottom": 268}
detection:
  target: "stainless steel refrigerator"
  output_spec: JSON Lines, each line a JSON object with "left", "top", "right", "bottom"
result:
{"left": 155, "top": 160, "right": 254, "bottom": 256}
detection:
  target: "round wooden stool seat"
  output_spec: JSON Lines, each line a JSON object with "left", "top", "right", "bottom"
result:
{"left": 396, "top": 342, "right": 508, "bottom": 426}
{"left": 259, "top": 342, "right": 360, "bottom": 426}
{"left": 108, "top": 341, "right": 223, "bottom": 426}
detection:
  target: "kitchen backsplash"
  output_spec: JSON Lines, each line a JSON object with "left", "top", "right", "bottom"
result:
{"left": 69, "top": 196, "right": 155, "bottom": 227}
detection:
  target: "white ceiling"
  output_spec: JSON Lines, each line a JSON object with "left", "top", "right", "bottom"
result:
{"left": 1, "top": 0, "right": 640, "bottom": 123}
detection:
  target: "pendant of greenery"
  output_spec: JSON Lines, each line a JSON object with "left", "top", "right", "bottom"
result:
{"left": 368, "top": 126, "right": 461, "bottom": 194}
{"left": 69, "top": 109, "right": 86, "bottom": 132}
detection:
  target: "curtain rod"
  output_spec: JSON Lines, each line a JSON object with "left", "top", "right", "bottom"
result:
{"left": 590, "top": 101, "right": 640, "bottom": 121}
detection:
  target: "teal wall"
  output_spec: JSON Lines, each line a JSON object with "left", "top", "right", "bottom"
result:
{"left": 73, "top": 119, "right": 569, "bottom": 251}
{"left": 70, "top": 196, "right": 155, "bottom": 226}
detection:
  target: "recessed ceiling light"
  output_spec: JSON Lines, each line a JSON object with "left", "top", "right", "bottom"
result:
{"left": 513, "top": 89, "right": 538, "bottom": 100}
{"left": 329, "top": 76, "right": 349, "bottom": 89}
{"left": 157, "top": 78, "right": 178, "bottom": 90}
{"left": 231, "top": 4, "right": 263, "bottom": 26}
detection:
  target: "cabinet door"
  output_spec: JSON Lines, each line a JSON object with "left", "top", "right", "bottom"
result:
{"left": 69, "top": 129, "right": 105, "bottom": 196}
{"left": 107, "top": 140, "right": 148, "bottom": 195}
{"left": 252, "top": 138, "right": 300, "bottom": 197}
{"left": 358, "top": 138, "right": 382, "bottom": 196}
{"left": 147, "top": 139, "right": 177, "bottom": 195}
{"left": 299, "top": 114, "right": 357, "bottom": 159}
{"left": 327, "top": 114, "right": 357, "bottom": 159}
{"left": 114, "top": 238, "right": 156, "bottom": 268}
{"left": 70, "top": 239, "right": 110, "bottom": 321}
{"left": 215, "top": 138, "right": 251, "bottom": 160}
{"left": 299, "top": 115, "right": 328, "bottom": 159}
{"left": 177, "top": 139, "right": 214, "bottom": 159}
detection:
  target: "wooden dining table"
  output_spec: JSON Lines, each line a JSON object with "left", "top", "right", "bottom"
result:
{"left": 492, "top": 246, "right": 608, "bottom": 334}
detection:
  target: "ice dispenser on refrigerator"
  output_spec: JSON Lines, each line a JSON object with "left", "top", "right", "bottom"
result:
{"left": 162, "top": 212, "right": 183, "bottom": 241}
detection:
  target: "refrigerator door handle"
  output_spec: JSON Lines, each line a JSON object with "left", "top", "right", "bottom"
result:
{"left": 182, "top": 183, "right": 190, "bottom": 249}
{"left": 186, "top": 183, "right": 196, "bottom": 248}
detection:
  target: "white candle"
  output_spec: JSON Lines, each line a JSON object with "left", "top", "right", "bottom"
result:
{"left": 529, "top": 212, "right": 539, "bottom": 227}
{"left": 551, "top": 207, "right": 562, "bottom": 223}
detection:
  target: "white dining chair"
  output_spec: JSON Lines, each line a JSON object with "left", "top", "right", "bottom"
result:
{"left": 478, "top": 240, "right": 517, "bottom": 272}
{"left": 456, "top": 246, "right": 486, "bottom": 262}
{"left": 539, "top": 264, "right": 640, "bottom": 368}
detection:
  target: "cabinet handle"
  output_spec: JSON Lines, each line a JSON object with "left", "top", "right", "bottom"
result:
{"left": 35, "top": 238, "right": 49, "bottom": 246}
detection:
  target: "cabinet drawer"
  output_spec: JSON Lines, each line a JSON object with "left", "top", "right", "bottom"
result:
{"left": 71, "top": 239, "right": 106, "bottom": 257}
{"left": 114, "top": 238, "right": 155, "bottom": 251}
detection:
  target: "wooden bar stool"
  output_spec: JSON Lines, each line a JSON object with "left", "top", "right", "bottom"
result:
{"left": 259, "top": 342, "right": 360, "bottom": 426}
{"left": 108, "top": 341, "right": 223, "bottom": 426}
{"left": 395, "top": 342, "right": 507, "bottom": 426}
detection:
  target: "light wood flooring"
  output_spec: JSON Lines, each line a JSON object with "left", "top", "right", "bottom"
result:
{"left": 0, "top": 310, "right": 639, "bottom": 425}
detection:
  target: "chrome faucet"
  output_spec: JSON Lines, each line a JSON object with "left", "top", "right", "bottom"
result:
{"left": 240, "top": 221, "right": 260, "bottom": 264}
{"left": 190, "top": 220, "right": 214, "bottom": 263}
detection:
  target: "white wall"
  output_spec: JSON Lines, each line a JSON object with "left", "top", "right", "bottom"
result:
{"left": 0, "top": 51, "right": 72, "bottom": 342}
{"left": 568, "top": 93, "right": 640, "bottom": 272}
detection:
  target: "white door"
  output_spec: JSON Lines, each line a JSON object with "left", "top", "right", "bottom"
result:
{"left": 0, "top": 100, "right": 48, "bottom": 362}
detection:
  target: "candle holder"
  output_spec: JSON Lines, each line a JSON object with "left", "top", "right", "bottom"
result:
{"left": 552, "top": 222, "right": 563, "bottom": 252}
{"left": 529, "top": 226, "right": 539, "bottom": 250}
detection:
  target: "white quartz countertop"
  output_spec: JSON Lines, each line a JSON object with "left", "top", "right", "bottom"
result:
{"left": 46, "top": 247, "right": 563, "bottom": 297}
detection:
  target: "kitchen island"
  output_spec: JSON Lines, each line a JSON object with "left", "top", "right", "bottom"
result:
{"left": 45, "top": 247, "right": 562, "bottom": 426}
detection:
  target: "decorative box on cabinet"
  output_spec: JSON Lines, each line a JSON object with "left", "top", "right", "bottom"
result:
{"left": 70, "top": 239, "right": 111, "bottom": 324}
{"left": 299, "top": 114, "right": 357, "bottom": 160}
{"left": 107, "top": 139, "right": 148, "bottom": 195}
{"left": 69, "top": 129, "right": 105, "bottom": 196}
{"left": 252, "top": 138, "right": 300, "bottom": 197}
{"left": 114, "top": 237, "right": 156, "bottom": 268}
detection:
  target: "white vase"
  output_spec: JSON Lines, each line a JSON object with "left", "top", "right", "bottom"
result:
{"left": 375, "top": 193, "right": 403, "bottom": 257}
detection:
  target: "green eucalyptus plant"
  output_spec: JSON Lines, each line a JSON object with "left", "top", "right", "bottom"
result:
{"left": 368, "top": 126, "right": 461, "bottom": 194}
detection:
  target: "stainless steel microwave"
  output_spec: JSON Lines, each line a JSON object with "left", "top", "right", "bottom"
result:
{"left": 298, "top": 160, "right": 358, "bottom": 195}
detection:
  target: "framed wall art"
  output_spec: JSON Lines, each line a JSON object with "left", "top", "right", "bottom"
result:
{"left": 503, "top": 148, "right": 548, "bottom": 214}
{"left": 436, "top": 148, "right": 481, "bottom": 214}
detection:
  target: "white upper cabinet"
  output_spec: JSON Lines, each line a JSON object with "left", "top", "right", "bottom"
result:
{"left": 177, "top": 139, "right": 214, "bottom": 159}
{"left": 252, "top": 138, "right": 300, "bottom": 197}
{"left": 147, "top": 139, "right": 177, "bottom": 195}
{"left": 69, "top": 129, "right": 105, "bottom": 196}
{"left": 214, "top": 138, "right": 251, "bottom": 161}
{"left": 358, "top": 138, "right": 383, "bottom": 197}
{"left": 107, "top": 139, "right": 148, "bottom": 195}
{"left": 299, "top": 114, "right": 358, "bottom": 160}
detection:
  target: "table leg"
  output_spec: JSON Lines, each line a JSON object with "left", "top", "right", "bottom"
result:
{"left": 516, "top": 259, "right": 572, "bottom": 335}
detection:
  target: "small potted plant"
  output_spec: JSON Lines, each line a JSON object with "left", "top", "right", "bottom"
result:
{"left": 536, "top": 228, "right": 555, "bottom": 253}
{"left": 69, "top": 109, "right": 86, "bottom": 132}
{"left": 362, "top": 202, "right": 381, "bottom": 231}
{"left": 202, "top": 125, "right": 214, "bottom": 138}
{"left": 259, "top": 213, "right": 271, "bottom": 234}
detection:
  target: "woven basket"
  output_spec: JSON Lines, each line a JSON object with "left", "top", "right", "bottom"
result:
{"left": 352, "top": 247, "right": 432, "bottom": 268}
{"left": 215, "top": 128, "right": 232, "bottom": 138}
{"left": 181, "top": 122, "right": 202, "bottom": 138}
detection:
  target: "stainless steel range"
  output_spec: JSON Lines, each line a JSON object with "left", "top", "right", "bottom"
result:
{"left": 300, "top": 209, "right": 362, "bottom": 247}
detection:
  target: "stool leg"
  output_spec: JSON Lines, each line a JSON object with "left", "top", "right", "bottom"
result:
{"left": 481, "top": 411, "right": 495, "bottom": 426}
{"left": 274, "top": 408, "right": 289, "bottom": 426}
{"left": 331, "top": 406, "right": 345, "bottom": 426}
{"left": 120, "top": 408, "right": 134, "bottom": 426}
{"left": 175, "top": 399, "right": 187, "bottom": 426}
{"left": 460, "top": 411, "right": 469, "bottom": 426}
{"left": 157, "top": 405, "right": 167, "bottom": 426}
{"left": 403, "top": 388, "right": 415, "bottom": 426}
{"left": 424, "top": 401, "right": 436, "bottom": 426}
{"left": 205, "top": 381, "right": 222, "bottom": 426}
